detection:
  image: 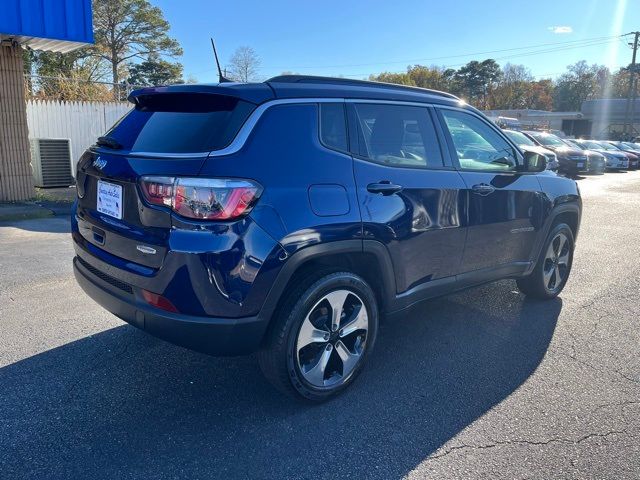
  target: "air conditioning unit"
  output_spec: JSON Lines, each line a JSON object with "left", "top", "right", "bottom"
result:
{"left": 30, "top": 138, "right": 75, "bottom": 188}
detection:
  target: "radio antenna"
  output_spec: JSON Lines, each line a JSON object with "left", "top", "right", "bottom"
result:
{"left": 211, "top": 38, "right": 232, "bottom": 83}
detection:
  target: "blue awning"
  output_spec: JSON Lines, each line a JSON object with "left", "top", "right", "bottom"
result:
{"left": 1, "top": 0, "right": 94, "bottom": 53}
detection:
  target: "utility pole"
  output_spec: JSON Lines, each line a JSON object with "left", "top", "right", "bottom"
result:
{"left": 623, "top": 31, "right": 639, "bottom": 139}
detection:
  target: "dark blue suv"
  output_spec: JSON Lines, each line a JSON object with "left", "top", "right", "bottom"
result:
{"left": 72, "top": 76, "right": 581, "bottom": 401}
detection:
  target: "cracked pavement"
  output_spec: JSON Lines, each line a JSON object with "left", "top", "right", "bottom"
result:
{"left": 1, "top": 172, "right": 639, "bottom": 479}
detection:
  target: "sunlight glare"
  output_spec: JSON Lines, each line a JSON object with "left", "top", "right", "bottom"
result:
{"left": 598, "top": 0, "right": 627, "bottom": 135}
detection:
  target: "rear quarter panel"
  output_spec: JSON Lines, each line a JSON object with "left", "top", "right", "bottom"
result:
{"left": 199, "top": 103, "right": 362, "bottom": 253}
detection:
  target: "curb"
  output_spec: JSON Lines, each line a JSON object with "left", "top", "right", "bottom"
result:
{"left": 0, "top": 202, "right": 72, "bottom": 223}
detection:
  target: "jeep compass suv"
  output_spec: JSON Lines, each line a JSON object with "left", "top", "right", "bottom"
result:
{"left": 72, "top": 76, "right": 581, "bottom": 401}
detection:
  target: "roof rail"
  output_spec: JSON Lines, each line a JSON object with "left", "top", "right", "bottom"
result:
{"left": 266, "top": 75, "right": 460, "bottom": 100}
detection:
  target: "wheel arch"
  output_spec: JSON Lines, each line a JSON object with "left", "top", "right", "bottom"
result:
{"left": 525, "top": 201, "right": 581, "bottom": 276}
{"left": 257, "top": 240, "right": 396, "bottom": 335}
{"left": 551, "top": 209, "right": 580, "bottom": 240}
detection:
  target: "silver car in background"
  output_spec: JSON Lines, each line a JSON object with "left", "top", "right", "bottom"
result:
{"left": 572, "top": 139, "right": 628, "bottom": 170}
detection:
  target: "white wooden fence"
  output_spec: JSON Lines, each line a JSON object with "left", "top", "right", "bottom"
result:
{"left": 25, "top": 100, "right": 131, "bottom": 176}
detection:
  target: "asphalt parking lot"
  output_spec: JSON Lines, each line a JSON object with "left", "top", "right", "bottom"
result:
{"left": 1, "top": 172, "right": 639, "bottom": 479}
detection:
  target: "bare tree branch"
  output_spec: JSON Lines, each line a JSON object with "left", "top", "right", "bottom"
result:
{"left": 228, "top": 46, "right": 261, "bottom": 82}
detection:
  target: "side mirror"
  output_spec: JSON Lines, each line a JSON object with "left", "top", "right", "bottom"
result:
{"left": 523, "top": 151, "right": 547, "bottom": 172}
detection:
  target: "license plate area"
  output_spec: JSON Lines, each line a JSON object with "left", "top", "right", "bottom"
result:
{"left": 97, "top": 180, "right": 123, "bottom": 220}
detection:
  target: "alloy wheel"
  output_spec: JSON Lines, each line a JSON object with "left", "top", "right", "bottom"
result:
{"left": 295, "top": 289, "right": 369, "bottom": 388}
{"left": 543, "top": 232, "right": 570, "bottom": 293}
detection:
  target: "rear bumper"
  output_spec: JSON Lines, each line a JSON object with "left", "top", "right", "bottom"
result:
{"left": 73, "top": 256, "right": 268, "bottom": 356}
{"left": 71, "top": 208, "right": 284, "bottom": 318}
{"left": 587, "top": 162, "right": 606, "bottom": 174}
{"left": 558, "top": 160, "right": 586, "bottom": 175}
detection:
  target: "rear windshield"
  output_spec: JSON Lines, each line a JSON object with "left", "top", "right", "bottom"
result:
{"left": 103, "top": 93, "right": 255, "bottom": 153}
{"left": 530, "top": 133, "right": 565, "bottom": 147}
{"left": 582, "top": 140, "right": 602, "bottom": 149}
{"left": 597, "top": 142, "right": 618, "bottom": 151}
{"left": 505, "top": 130, "right": 536, "bottom": 146}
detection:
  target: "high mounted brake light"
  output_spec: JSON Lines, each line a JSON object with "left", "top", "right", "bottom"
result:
{"left": 139, "top": 176, "right": 262, "bottom": 220}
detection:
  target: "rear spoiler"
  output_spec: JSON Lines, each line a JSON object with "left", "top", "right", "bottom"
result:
{"left": 128, "top": 83, "right": 275, "bottom": 106}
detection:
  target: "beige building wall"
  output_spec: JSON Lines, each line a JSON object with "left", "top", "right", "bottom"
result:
{"left": 0, "top": 45, "right": 34, "bottom": 201}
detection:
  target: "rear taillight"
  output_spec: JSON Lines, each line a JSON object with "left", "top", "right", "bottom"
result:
{"left": 139, "top": 176, "right": 262, "bottom": 220}
{"left": 139, "top": 176, "right": 174, "bottom": 207}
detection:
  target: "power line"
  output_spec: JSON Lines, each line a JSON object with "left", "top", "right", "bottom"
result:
{"left": 323, "top": 38, "right": 625, "bottom": 79}
{"left": 263, "top": 34, "right": 628, "bottom": 71}
{"left": 490, "top": 38, "right": 622, "bottom": 62}
{"left": 191, "top": 33, "right": 629, "bottom": 77}
{"left": 620, "top": 36, "right": 635, "bottom": 50}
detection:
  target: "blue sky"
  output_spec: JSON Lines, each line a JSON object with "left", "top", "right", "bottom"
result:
{"left": 153, "top": 0, "right": 639, "bottom": 82}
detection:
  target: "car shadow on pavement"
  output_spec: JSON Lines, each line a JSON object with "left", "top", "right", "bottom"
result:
{"left": 1, "top": 281, "right": 561, "bottom": 479}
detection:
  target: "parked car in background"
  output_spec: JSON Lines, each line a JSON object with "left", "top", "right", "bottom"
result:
{"left": 599, "top": 141, "right": 639, "bottom": 170}
{"left": 606, "top": 141, "right": 640, "bottom": 154}
{"left": 503, "top": 129, "right": 559, "bottom": 172}
{"left": 548, "top": 129, "right": 567, "bottom": 139}
{"left": 572, "top": 139, "right": 630, "bottom": 171}
{"left": 492, "top": 116, "right": 521, "bottom": 130}
{"left": 522, "top": 131, "right": 589, "bottom": 177}
{"left": 605, "top": 141, "right": 640, "bottom": 169}
{"left": 563, "top": 139, "right": 605, "bottom": 175}
{"left": 71, "top": 76, "right": 582, "bottom": 400}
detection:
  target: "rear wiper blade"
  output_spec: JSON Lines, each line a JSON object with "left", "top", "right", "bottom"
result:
{"left": 96, "top": 136, "right": 122, "bottom": 150}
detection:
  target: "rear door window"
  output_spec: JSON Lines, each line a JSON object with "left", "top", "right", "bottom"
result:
{"left": 319, "top": 103, "right": 348, "bottom": 152}
{"left": 353, "top": 103, "right": 444, "bottom": 169}
{"left": 104, "top": 93, "right": 255, "bottom": 154}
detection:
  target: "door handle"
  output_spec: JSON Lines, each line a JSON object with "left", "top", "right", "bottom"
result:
{"left": 367, "top": 181, "right": 403, "bottom": 196}
{"left": 471, "top": 183, "right": 495, "bottom": 196}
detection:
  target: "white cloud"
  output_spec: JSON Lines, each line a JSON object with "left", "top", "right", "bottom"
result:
{"left": 548, "top": 26, "right": 573, "bottom": 34}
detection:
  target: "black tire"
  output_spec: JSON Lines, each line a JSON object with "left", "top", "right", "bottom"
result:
{"left": 517, "top": 223, "right": 575, "bottom": 299}
{"left": 258, "top": 271, "right": 379, "bottom": 402}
